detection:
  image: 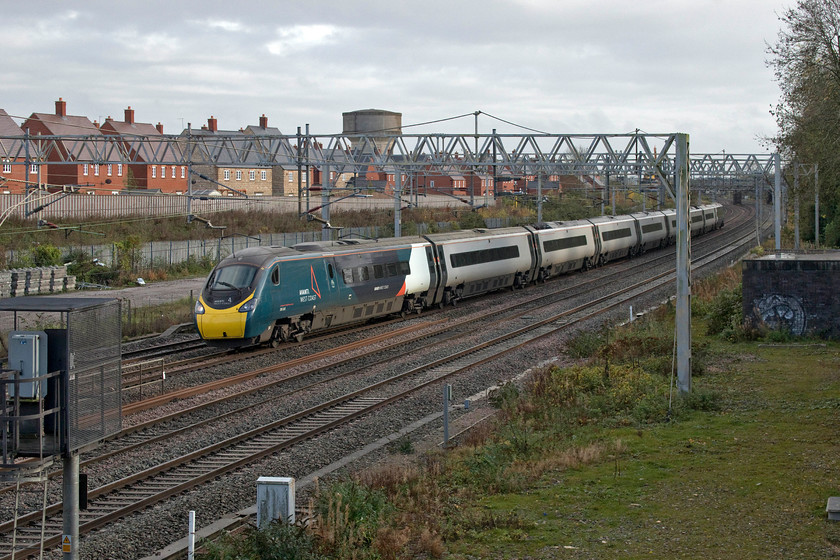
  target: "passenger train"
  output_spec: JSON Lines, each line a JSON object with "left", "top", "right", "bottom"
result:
{"left": 194, "top": 203, "right": 723, "bottom": 348}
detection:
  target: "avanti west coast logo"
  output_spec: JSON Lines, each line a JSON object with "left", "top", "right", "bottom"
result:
{"left": 299, "top": 266, "right": 322, "bottom": 303}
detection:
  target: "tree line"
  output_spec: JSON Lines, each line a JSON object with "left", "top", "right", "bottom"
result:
{"left": 768, "top": 0, "right": 840, "bottom": 246}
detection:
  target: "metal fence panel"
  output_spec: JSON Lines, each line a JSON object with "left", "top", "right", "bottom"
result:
{"left": 66, "top": 300, "right": 121, "bottom": 451}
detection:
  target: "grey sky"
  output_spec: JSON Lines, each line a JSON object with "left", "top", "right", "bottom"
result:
{"left": 3, "top": 0, "right": 787, "bottom": 154}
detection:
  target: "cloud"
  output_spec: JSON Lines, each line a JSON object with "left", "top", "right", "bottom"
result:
{"left": 189, "top": 18, "right": 246, "bottom": 32}
{"left": 266, "top": 24, "right": 340, "bottom": 56}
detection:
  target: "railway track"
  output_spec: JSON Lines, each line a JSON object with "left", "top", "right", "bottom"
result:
{"left": 0, "top": 204, "right": 762, "bottom": 559}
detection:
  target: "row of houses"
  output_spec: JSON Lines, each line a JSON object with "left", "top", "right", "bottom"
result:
{"left": 0, "top": 99, "right": 586, "bottom": 198}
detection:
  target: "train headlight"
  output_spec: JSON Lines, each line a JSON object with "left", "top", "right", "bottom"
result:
{"left": 194, "top": 300, "right": 205, "bottom": 315}
{"left": 238, "top": 301, "right": 256, "bottom": 313}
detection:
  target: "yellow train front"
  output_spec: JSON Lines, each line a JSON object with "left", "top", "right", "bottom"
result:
{"left": 194, "top": 240, "right": 433, "bottom": 348}
{"left": 194, "top": 246, "right": 325, "bottom": 348}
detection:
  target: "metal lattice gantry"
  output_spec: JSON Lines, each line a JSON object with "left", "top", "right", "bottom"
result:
{"left": 1, "top": 130, "right": 779, "bottom": 187}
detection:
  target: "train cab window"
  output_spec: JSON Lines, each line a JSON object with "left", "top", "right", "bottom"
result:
{"left": 271, "top": 265, "right": 280, "bottom": 286}
{"left": 208, "top": 264, "right": 257, "bottom": 291}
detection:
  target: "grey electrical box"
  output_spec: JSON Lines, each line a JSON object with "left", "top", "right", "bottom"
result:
{"left": 256, "top": 476, "right": 295, "bottom": 527}
{"left": 7, "top": 331, "right": 48, "bottom": 399}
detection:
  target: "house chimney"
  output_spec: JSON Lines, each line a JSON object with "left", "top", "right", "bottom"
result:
{"left": 156, "top": 122, "right": 164, "bottom": 134}
{"left": 259, "top": 114, "right": 268, "bottom": 129}
{"left": 55, "top": 98, "right": 67, "bottom": 117}
{"left": 93, "top": 120, "right": 100, "bottom": 129}
{"left": 207, "top": 116, "right": 217, "bottom": 132}
{"left": 125, "top": 106, "right": 135, "bottom": 124}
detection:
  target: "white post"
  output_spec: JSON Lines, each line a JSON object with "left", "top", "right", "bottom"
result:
{"left": 188, "top": 511, "right": 195, "bottom": 560}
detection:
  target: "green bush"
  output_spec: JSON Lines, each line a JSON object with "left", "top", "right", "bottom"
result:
{"left": 705, "top": 284, "right": 743, "bottom": 337}
{"left": 31, "top": 244, "right": 63, "bottom": 267}
{"left": 198, "top": 521, "right": 323, "bottom": 560}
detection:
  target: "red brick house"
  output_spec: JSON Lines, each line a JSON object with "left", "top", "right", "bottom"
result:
{"left": 22, "top": 98, "right": 123, "bottom": 194}
{"left": 0, "top": 109, "right": 39, "bottom": 194}
{"left": 100, "top": 107, "right": 188, "bottom": 194}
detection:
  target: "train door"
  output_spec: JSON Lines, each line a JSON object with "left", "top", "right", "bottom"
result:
{"left": 526, "top": 230, "right": 540, "bottom": 282}
{"left": 426, "top": 242, "right": 448, "bottom": 306}
{"left": 425, "top": 245, "right": 441, "bottom": 305}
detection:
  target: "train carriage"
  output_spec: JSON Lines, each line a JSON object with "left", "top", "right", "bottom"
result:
{"left": 587, "top": 215, "right": 640, "bottom": 264}
{"left": 526, "top": 220, "right": 598, "bottom": 279}
{"left": 689, "top": 206, "right": 706, "bottom": 236}
{"left": 423, "top": 227, "right": 536, "bottom": 305}
{"left": 631, "top": 211, "right": 669, "bottom": 253}
{"left": 700, "top": 203, "right": 724, "bottom": 231}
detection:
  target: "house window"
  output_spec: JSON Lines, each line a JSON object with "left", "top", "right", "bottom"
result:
{"left": 2, "top": 162, "right": 10, "bottom": 174}
{"left": 261, "top": 170, "right": 267, "bottom": 181}
{"left": 171, "top": 166, "right": 176, "bottom": 179}
{"left": 117, "top": 164, "right": 123, "bottom": 176}
{"left": 236, "top": 170, "right": 242, "bottom": 181}
{"left": 151, "top": 166, "right": 157, "bottom": 179}
{"left": 107, "top": 164, "right": 113, "bottom": 176}
{"left": 83, "top": 163, "right": 88, "bottom": 176}
{"left": 181, "top": 166, "right": 186, "bottom": 178}
{"left": 249, "top": 170, "right": 255, "bottom": 181}
{"left": 30, "top": 164, "right": 37, "bottom": 174}
{"left": 224, "top": 169, "right": 230, "bottom": 181}
{"left": 94, "top": 164, "right": 100, "bottom": 176}
{"left": 429, "top": 180, "right": 435, "bottom": 188}
{"left": 288, "top": 173, "right": 293, "bottom": 182}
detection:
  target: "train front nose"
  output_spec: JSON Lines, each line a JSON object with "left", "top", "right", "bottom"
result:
{"left": 195, "top": 295, "right": 247, "bottom": 340}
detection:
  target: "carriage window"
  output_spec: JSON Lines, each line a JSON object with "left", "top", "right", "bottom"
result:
{"left": 271, "top": 265, "right": 280, "bottom": 286}
{"left": 342, "top": 268, "right": 353, "bottom": 284}
{"left": 450, "top": 245, "right": 520, "bottom": 268}
{"left": 544, "top": 235, "right": 588, "bottom": 252}
{"left": 602, "top": 228, "right": 632, "bottom": 242}
{"left": 374, "top": 264, "right": 384, "bottom": 279}
{"left": 641, "top": 223, "right": 663, "bottom": 234}
{"left": 357, "top": 267, "right": 370, "bottom": 281}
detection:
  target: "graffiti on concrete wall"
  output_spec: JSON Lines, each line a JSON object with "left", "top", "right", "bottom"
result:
{"left": 752, "top": 294, "right": 806, "bottom": 335}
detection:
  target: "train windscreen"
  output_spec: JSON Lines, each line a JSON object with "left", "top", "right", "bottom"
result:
{"left": 207, "top": 264, "right": 258, "bottom": 291}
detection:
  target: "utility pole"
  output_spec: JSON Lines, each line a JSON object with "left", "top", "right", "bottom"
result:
{"left": 774, "top": 152, "right": 782, "bottom": 251}
{"left": 794, "top": 163, "right": 800, "bottom": 250}
{"left": 395, "top": 169, "right": 402, "bottom": 237}
{"left": 675, "top": 133, "right": 691, "bottom": 394}
{"left": 815, "top": 164, "right": 820, "bottom": 248}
